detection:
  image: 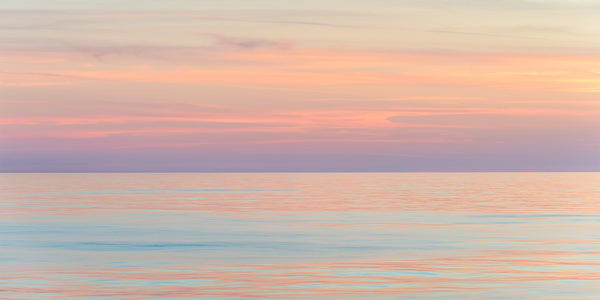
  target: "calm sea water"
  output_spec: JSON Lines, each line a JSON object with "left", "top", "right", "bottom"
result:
{"left": 1, "top": 172, "right": 599, "bottom": 299}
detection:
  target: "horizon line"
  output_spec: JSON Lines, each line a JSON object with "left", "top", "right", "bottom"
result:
{"left": 2, "top": 170, "right": 599, "bottom": 173}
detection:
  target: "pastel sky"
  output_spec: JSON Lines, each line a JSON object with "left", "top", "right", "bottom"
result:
{"left": 1, "top": 0, "right": 599, "bottom": 171}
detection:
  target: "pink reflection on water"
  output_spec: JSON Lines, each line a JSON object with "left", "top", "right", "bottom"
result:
{"left": 2, "top": 173, "right": 599, "bottom": 299}
{"left": 4, "top": 249, "right": 600, "bottom": 299}
{"left": 2, "top": 173, "right": 599, "bottom": 216}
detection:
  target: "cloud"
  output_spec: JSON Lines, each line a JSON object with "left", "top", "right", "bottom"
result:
{"left": 204, "top": 33, "right": 294, "bottom": 51}
{"left": 0, "top": 71, "right": 78, "bottom": 86}
{"left": 48, "top": 51, "right": 600, "bottom": 92}
{"left": 63, "top": 44, "right": 169, "bottom": 61}
{"left": 409, "top": 0, "right": 600, "bottom": 9}
{"left": 3, "top": 47, "right": 600, "bottom": 92}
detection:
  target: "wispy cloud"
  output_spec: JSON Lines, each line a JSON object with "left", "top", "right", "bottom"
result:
{"left": 7, "top": 49, "right": 594, "bottom": 92}
{"left": 204, "top": 33, "right": 294, "bottom": 51}
{"left": 2, "top": 2, "right": 599, "bottom": 171}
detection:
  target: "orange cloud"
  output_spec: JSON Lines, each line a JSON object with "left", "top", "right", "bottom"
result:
{"left": 3, "top": 49, "right": 600, "bottom": 92}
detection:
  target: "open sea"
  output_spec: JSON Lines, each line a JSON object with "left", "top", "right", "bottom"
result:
{"left": 1, "top": 172, "right": 599, "bottom": 299}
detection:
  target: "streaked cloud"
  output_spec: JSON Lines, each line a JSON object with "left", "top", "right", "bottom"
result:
{"left": 1, "top": 1, "right": 599, "bottom": 171}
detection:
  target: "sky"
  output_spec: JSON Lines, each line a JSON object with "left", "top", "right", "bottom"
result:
{"left": 1, "top": 0, "right": 599, "bottom": 172}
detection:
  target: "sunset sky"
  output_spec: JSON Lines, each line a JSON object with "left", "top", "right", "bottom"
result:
{"left": 1, "top": 0, "right": 599, "bottom": 171}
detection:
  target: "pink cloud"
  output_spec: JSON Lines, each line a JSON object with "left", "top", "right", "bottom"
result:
{"left": 3, "top": 49, "right": 600, "bottom": 92}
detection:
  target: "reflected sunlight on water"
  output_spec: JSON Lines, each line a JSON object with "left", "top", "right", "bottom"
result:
{"left": 1, "top": 173, "right": 599, "bottom": 299}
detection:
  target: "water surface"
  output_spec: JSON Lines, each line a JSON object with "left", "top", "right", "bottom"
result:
{"left": 1, "top": 172, "right": 599, "bottom": 299}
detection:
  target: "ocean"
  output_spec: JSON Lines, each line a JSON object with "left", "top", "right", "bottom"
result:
{"left": 1, "top": 172, "right": 599, "bottom": 299}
